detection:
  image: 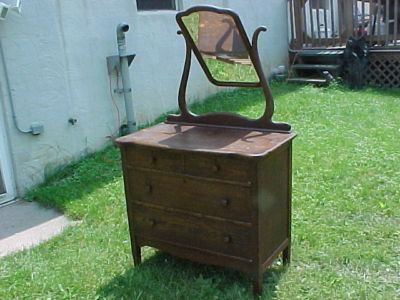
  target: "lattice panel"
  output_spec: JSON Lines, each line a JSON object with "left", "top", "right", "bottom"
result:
{"left": 365, "top": 53, "right": 400, "bottom": 88}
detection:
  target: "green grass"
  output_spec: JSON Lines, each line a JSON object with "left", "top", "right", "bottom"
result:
{"left": 181, "top": 11, "right": 259, "bottom": 84}
{"left": 1, "top": 82, "right": 399, "bottom": 299}
{"left": 204, "top": 58, "right": 259, "bottom": 83}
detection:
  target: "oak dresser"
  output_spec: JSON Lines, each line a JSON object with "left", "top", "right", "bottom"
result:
{"left": 116, "top": 5, "right": 296, "bottom": 295}
{"left": 116, "top": 123, "right": 296, "bottom": 294}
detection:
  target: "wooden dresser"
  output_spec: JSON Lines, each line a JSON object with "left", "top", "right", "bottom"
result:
{"left": 116, "top": 5, "right": 296, "bottom": 295}
{"left": 116, "top": 123, "right": 296, "bottom": 294}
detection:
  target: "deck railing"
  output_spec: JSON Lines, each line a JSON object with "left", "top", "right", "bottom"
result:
{"left": 289, "top": 0, "right": 400, "bottom": 49}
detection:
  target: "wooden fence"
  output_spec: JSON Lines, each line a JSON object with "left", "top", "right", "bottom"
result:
{"left": 289, "top": 0, "right": 400, "bottom": 49}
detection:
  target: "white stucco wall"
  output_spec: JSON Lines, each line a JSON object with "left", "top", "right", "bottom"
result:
{"left": 0, "top": 0, "right": 289, "bottom": 196}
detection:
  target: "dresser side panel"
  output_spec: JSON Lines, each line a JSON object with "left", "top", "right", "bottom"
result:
{"left": 257, "top": 142, "right": 291, "bottom": 265}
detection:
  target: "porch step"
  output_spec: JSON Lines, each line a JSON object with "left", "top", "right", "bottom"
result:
{"left": 296, "top": 49, "right": 344, "bottom": 57}
{"left": 287, "top": 77, "right": 329, "bottom": 85}
{"left": 292, "top": 64, "right": 340, "bottom": 71}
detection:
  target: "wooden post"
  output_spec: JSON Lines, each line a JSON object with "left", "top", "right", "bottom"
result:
{"left": 395, "top": 0, "right": 399, "bottom": 45}
{"left": 341, "top": 0, "right": 355, "bottom": 42}
{"left": 289, "top": 0, "right": 295, "bottom": 48}
{"left": 293, "top": 0, "right": 305, "bottom": 49}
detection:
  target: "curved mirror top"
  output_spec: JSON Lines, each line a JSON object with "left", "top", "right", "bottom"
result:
{"left": 181, "top": 11, "right": 259, "bottom": 84}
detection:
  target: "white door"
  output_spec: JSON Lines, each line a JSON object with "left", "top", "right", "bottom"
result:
{"left": 0, "top": 111, "right": 16, "bottom": 204}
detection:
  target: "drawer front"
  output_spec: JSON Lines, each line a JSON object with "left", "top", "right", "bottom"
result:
{"left": 124, "top": 146, "right": 184, "bottom": 173}
{"left": 133, "top": 205, "right": 253, "bottom": 259}
{"left": 128, "top": 169, "right": 252, "bottom": 222}
{"left": 184, "top": 154, "right": 254, "bottom": 184}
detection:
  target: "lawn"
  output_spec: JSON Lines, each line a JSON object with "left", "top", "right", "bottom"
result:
{"left": 0, "top": 82, "right": 399, "bottom": 299}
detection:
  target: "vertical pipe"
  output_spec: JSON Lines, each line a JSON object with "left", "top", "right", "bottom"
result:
{"left": 117, "top": 23, "right": 136, "bottom": 133}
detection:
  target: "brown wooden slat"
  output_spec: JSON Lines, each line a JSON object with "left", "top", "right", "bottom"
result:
{"left": 354, "top": 0, "right": 358, "bottom": 35}
{"left": 316, "top": 0, "right": 322, "bottom": 44}
{"left": 342, "top": 0, "right": 355, "bottom": 41}
{"left": 303, "top": 1, "right": 308, "bottom": 48}
{"left": 395, "top": 0, "right": 399, "bottom": 45}
{"left": 338, "top": 0, "right": 345, "bottom": 45}
{"left": 293, "top": 0, "right": 304, "bottom": 49}
{"left": 289, "top": 0, "right": 295, "bottom": 47}
{"left": 370, "top": 0, "right": 374, "bottom": 36}
{"left": 386, "top": 0, "right": 390, "bottom": 45}
{"left": 361, "top": 0, "right": 366, "bottom": 35}
{"left": 377, "top": 0, "right": 382, "bottom": 45}
{"left": 330, "top": 0, "right": 336, "bottom": 46}
{"left": 309, "top": 0, "right": 315, "bottom": 46}
{"left": 323, "top": 4, "right": 329, "bottom": 46}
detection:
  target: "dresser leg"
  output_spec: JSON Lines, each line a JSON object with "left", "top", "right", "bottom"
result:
{"left": 132, "top": 244, "right": 141, "bottom": 266}
{"left": 283, "top": 245, "right": 291, "bottom": 265}
{"left": 252, "top": 273, "right": 263, "bottom": 296}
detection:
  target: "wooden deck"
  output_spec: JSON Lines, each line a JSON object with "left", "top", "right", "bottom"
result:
{"left": 288, "top": 0, "right": 400, "bottom": 50}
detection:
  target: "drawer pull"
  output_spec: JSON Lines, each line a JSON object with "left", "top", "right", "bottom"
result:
{"left": 145, "top": 184, "right": 153, "bottom": 194}
{"left": 148, "top": 219, "right": 156, "bottom": 227}
{"left": 223, "top": 235, "right": 232, "bottom": 243}
{"left": 221, "top": 198, "right": 230, "bottom": 207}
{"left": 213, "top": 164, "right": 221, "bottom": 172}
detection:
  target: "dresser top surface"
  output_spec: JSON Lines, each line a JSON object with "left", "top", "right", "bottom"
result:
{"left": 116, "top": 123, "right": 296, "bottom": 157}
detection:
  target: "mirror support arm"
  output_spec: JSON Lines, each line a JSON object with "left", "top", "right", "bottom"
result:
{"left": 251, "top": 26, "right": 275, "bottom": 121}
{"left": 177, "top": 30, "right": 191, "bottom": 116}
{"left": 168, "top": 6, "right": 291, "bottom": 132}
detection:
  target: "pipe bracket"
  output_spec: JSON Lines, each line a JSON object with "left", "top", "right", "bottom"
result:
{"left": 106, "top": 54, "right": 136, "bottom": 75}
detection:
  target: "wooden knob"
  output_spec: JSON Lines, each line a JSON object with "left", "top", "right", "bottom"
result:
{"left": 223, "top": 235, "right": 232, "bottom": 243}
{"left": 145, "top": 184, "right": 153, "bottom": 193}
{"left": 148, "top": 219, "right": 156, "bottom": 227}
{"left": 221, "top": 198, "right": 230, "bottom": 207}
{"left": 213, "top": 164, "right": 220, "bottom": 172}
{"left": 149, "top": 156, "right": 157, "bottom": 164}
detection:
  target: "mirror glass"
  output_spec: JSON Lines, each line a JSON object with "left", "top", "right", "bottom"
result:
{"left": 182, "top": 11, "right": 259, "bottom": 84}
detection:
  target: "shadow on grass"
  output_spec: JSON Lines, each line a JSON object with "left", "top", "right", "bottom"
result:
{"left": 25, "top": 146, "right": 122, "bottom": 218}
{"left": 97, "top": 251, "right": 286, "bottom": 299}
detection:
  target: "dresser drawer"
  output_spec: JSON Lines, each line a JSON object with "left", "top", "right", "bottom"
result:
{"left": 133, "top": 205, "right": 253, "bottom": 260}
{"left": 128, "top": 168, "right": 252, "bottom": 222}
{"left": 124, "top": 146, "right": 184, "bottom": 173}
{"left": 184, "top": 154, "right": 254, "bottom": 184}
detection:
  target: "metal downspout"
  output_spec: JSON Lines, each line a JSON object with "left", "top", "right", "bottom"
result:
{"left": 116, "top": 23, "right": 136, "bottom": 133}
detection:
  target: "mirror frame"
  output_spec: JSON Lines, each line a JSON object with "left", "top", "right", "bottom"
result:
{"left": 177, "top": 6, "right": 260, "bottom": 87}
{"left": 167, "top": 6, "right": 291, "bottom": 132}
